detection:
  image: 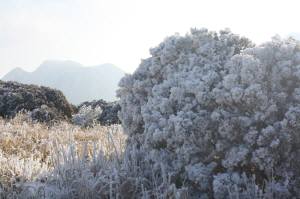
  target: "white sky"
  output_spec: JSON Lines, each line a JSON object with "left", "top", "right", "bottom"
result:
{"left": 0, "top": 0, "right": 300, "bottom": 77}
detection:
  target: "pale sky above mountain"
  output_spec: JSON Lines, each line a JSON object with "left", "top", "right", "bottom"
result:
{"left": 0, "top": 0, "right": 300, "bottom": 77}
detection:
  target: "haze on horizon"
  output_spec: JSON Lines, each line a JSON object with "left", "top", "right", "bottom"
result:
{"left": 1, "top": 0, "right": 300, "bottom": 78}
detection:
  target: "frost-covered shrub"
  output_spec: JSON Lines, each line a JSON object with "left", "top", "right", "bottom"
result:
{"left": 72, "top": 105, "right": 102, "bottom": 127}
{"left": 118, "top": 28, "right": 300, "bottom": 197}
{"left": 29, "top": 105, "right": 56, "bottom": 123}
{"left": 78, "top": 99, "right": 121, "bottom": 125}
{"left": 213, "top": 172, "right": 291, "bottom": 199}
{"left": 0, "top": 80, "right": 74, "bottom": 121}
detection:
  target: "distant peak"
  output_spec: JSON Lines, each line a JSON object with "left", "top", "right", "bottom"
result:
{"left": 40, "top": 60, "right": 82, "bottom": 67}
{"left": 91, "top": 63, "right": 126, "bottom": 73}
{"left": 11, "top": 67, "right": 26, "bottom": 73}
{"left": 36, "top": 60, "right": 83, "bottom": 72}
{"left": 5, "top": 67, "right": 27, "bottom": 75}
{"left": 2, "top": 67, "right": 28, "bottom": 81}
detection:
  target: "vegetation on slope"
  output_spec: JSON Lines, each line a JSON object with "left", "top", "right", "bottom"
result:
{"left": 0, "top": 81, "right": 74, "bottom": 122}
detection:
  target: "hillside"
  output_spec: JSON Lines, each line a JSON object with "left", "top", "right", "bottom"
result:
{"left": 2, "top": 60, "right": 125, "bottom": 104}
{"left": 0, "top": 80, "right": 74, "bottom": 122}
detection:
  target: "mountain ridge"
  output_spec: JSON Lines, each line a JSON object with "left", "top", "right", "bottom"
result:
{"left": 2, "top": 60, "right": 126, "bottom": 104}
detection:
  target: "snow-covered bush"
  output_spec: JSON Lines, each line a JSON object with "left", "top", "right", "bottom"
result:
{"left": 0, "top": 80, "right": 74, "bottom": 121}
{"left": 118, "top": 28, "right": 300, "bottom": 197}
{"left": 29, "top": 105, "right": 56, "bottom": 123}
{"left": 213, "top": 172, "right": 291, "bottom": 199}
{"left": 72, "top": 105, "right": 102, "bottom": 127}
{"left": 78, "top": 99, "right": 121, "bottom": 125}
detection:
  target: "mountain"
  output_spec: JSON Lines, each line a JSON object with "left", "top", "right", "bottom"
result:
{"left": 2, "top": 60, "right": 126, "bottom": 104}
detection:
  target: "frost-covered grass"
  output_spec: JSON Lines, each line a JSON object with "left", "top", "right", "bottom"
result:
{"left": 0, "top": 114, "right": 126, "bottom": 198}
{"left": 0, "top": 114, "right": 187, "bottom": 199}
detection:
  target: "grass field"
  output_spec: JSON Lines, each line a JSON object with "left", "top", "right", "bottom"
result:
{"left": 0, "top": 114, "right": 127, "bottom": 198}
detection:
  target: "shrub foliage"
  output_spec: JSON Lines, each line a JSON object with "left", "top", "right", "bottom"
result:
{"left": 0, "top": 81, "right": 74, "bottom": 122}
{"left": 118, "top": 29, "right": 300, "bottom": 198}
